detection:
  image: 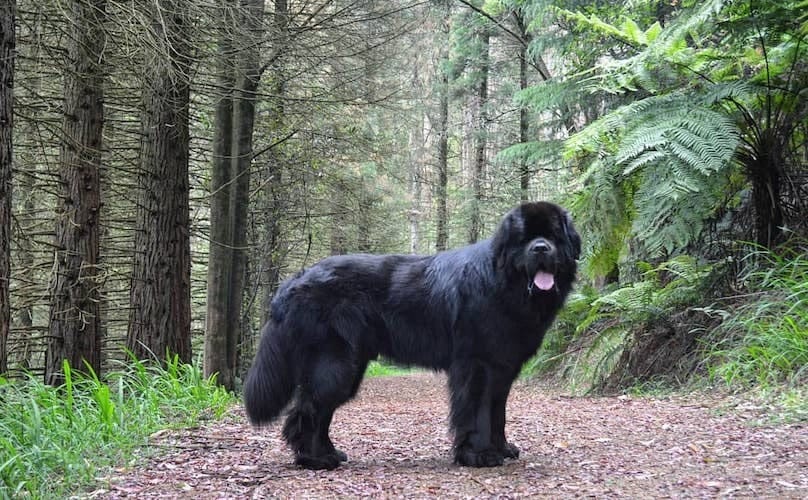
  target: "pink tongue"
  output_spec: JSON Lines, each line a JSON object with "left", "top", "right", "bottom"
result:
{"left": 533, "top": 272, "right": 555, "bottom": 291}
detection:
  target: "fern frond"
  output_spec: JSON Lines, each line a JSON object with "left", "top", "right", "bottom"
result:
{"left": 496, "top": 140, "right": 564, "bottom": 167}
{"left": 592, "top": 279, "right": 657, "bottom": 320}
{"left": 646, "top": 0, "right": 726, "bottom": 57}
{"left": 629, "top": 157, "right": 729, "bottom": 257}
{"left": 564, "top": 108, "right": 626, "bottom": 157}
{"left": 696, "top": 80, "right": 755, "bottom": 106}
{"left": 622, "top": 150, "right": 667, "bottom": 176}
{"left": 615, "top": 104, "right": 739, "bottom": 177}
{"left": 514, "top": 79, "right": 577, "bottom": 113}
{"left": 615, "top": 124, "right": 669, "bottom": 166}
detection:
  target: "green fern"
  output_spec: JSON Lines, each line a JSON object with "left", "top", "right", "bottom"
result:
{"left": 570, "top": 159, "right": 633, "bottom": 276}
{"left": 566, "top": 80, "right": 741, "bottom": 261}
{"left": 495, "top": 139, "right": 564, "bottom": 168}
{"left": 513, "top": 79, "right": 577, "bottom": 114}
{"left": 589, "top": 255, "right": 712, "bottom": 323}
{"left": 592, "top": 280, "right": 658, "bottom": 321}
{"left": 615, "top": 100, "right": 740, "bottom": 172}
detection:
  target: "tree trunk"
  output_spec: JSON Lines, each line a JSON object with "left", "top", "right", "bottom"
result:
{"left": 357, "top": 190, "right": 373, "bottom": 252}
{"left": 467, "top": 30, "right": 489, "bottom": 244}
{"left": 258, "top": 0, "right": 289, "bottom": 329}
{"left": 517, "top": 15, "right": 529, "bottom": 202}
{"left": 13, "top": 5, "right": 46, "bottom": 372}
{"left": 408, "top": 112, "right": 426, "bottom": 254}
{"left": 16, "top": 169, "right": 33, "bottom": 337}
{"left": 227, "top": 0, "right": 264, "bottom": 388}
{"left": 127, "top": 0, "right": 192, "bottom": 364}
{"left": 0, "top": 0, "right": 15, "bottom": 376}
{"left": 748, "top": 131, "right": 785, "bottom": 248}
{"left": 204, "top": 0, "right": 236, "bottom": 388}
{"left": 330, "top": 179, "right": 349, "bottom": 255}
{"left": 752, "top": 174, "right": 783, "bottom": 248}
{"left": 205, "top": 0, "right": 264, "bottom": 390}
{"left": 434, "top": 3, "right": 450, "bottom": 252}
{"left": 259, "top": 181, "right": 282, "bottom": 328}
{"left": 45, "top": 0, "right": 106, "bottom": 385}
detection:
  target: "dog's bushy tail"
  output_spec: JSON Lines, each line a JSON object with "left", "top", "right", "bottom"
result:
{"left": 243, "top": 321, "right": 295, "bottom": 425}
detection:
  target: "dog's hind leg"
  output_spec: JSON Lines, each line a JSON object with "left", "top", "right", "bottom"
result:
{"left": 284, "top": 400, "right": 342, "bottom": 470}
{"left": 283, "top": 336, "right": 362, "bottom": 470}
{"left": 318, "top": 410, "right": 347, "bottom": 462}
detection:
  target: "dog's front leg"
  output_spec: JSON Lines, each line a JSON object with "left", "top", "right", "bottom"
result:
{"left": 449, "top": 360, "right": 505, "bottom": 467}
{"left": 491, "top": 378, "right": 520, "bottom": 459}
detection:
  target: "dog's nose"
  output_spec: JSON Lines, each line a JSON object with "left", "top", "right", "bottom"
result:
{"left": 530, "top": 239, "right": 553, "bottom": 254}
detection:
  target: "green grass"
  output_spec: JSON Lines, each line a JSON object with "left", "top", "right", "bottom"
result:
{"left": 364, "top": 359, "right": 411, "bottom": 377}
{"left": 705, "top": 247, "right": 808, "bottom": 388}
{"left": 0, "top": 354, "right": 235, "bottom": 499}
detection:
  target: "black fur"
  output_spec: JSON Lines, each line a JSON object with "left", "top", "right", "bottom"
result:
{"left": 243, "top": 201, "right": 580, "bottom": 470}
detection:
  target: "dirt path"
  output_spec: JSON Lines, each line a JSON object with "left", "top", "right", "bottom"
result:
{"left": 94, "top": 373, "right": 806, "bottom": 499}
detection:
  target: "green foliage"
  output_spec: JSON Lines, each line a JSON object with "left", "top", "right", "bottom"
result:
{"left": 544, "top": 0, "right": 806, "bottom": 270}
{"left": 0, "top": 357, "right": 235, "bottom": 498}
{"left": 495, "top": 139, "right": 565, "bottom": 168}
{"left": 520, "top": 285, "right": 600, "bottom": 377}
{"left": 585, "top": 255, "right": 713, "bottom": 329}
{"left": 568, "top": 161, "right": 633, "bottom": 277}
{"left": 524, "top": 256, "right": 713, "bottom": 391}
{"left": 630, "top": 158, "right": 730, "bottom": 257}
{"left": 364, "top": 360, "right": 411, "bottom": 377}
{"left": 555, "top": 9, "right": 663, "bottom": 47}
{"left": 705, "top": 248, "right": 808, "bottom": 387}
{"left": 564, "top": 67, "right": 744, "bottom": 261}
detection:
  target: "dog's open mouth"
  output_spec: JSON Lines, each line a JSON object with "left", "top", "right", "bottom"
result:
{"left": 532, "top": 271, "right": 555, "bottom": 291}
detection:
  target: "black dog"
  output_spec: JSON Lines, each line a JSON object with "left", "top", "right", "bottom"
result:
{"left": 244, "top": 201, "right": 580, "bottom": 470}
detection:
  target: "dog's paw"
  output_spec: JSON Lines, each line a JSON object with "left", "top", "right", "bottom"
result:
{"left": 455, "top": 448, "right": 505, "bottom": 468}
{"left": 333, "top": 448, "right": 348, "bottom": 462}
{"left": 501, "top": 441, "right": 520, "bottom": 459}
{"left": 295, "top": 452, "right": 342, "bottom": 470}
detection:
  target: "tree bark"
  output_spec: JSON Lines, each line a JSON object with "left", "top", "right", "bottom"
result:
{"left": 258, "top": 0, "right": 289, "bottom": 328}
{"left": 13, "top": 5, "right": 47, "bottom": 372}
{"left": 748, "top": 130, "right": 785, "bottom": 248}
{"left": 408, "top": 112, "right": 426, "bottom": 254}
{"left": 227, "top": 0, "right": 264, "bottom": 388}
{"left": 0, "top": 0, "right": 15, "bottom": 376}
{"left": 330, "top": 179, "right": 349, "bottom": 255}
{"left": 467, "top": 29, "right": 489, "bottom": 244}
{"left": 516, "top": 13, "right": 529, "bottom": 202}
{"left": 434, "top": 3, "right": 450, "bottom": 252}
{"left": 205, "top": 0, "right": 264, "bottom": 390}
{"left": 45, "top": 0, "right": 106, "bottom": 385}
{"left": 127, "top": 0, "right": 192, "bottom": 364}
{"left": 204, "top": 0, "right": 236, "bottom": 388}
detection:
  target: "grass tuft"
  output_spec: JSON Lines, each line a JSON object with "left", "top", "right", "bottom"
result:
{"left": 705, "top": 247, "right": 808, "bottom": 388}
{"left": 0, "top": 355, "right": 235, "bottom": 498}
{"left": 365, "top": 359, "right": 411, "bottom": 377}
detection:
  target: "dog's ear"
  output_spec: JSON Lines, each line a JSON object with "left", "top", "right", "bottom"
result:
{"left": 491, "top": 209, "right": 520, "bottom": 269}
{"left": 562, "top": 210, "right": 581, "bottom": 261}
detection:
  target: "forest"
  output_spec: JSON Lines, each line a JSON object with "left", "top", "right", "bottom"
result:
{"left": 0, "top": 0, "right": 806, "bottom": 496}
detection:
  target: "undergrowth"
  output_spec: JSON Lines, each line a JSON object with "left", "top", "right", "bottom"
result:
{"left": 524, "top": 255, "right": 711, "bottom": 392}
{"left": 0, "top": 355, "right": 235, "bottom": 499}
{"left": 702, "top": 247, "right": 807, "bottom": 388}
{"left": 525, "top": 247, "right": 806, "bottom": 402}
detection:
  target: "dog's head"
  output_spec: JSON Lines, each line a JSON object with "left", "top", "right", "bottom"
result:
{"left": 492, "top": 201, "right": 580, "bottom": 294}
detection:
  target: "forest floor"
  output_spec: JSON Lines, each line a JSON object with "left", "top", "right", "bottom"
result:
{"left": 91, "top": 373, "right": 806, "bottom": 499}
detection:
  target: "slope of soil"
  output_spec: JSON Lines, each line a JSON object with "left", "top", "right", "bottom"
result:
{"left": 93, "top": 373, "right": 806, "bottom": 499}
